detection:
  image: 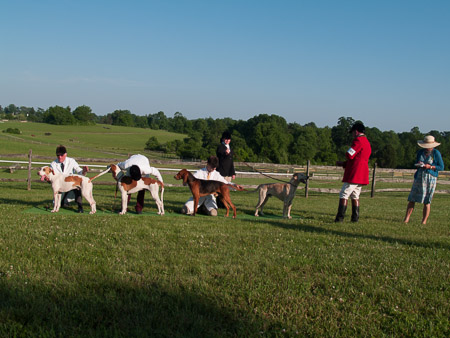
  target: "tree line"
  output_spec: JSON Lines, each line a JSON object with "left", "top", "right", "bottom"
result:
{"left": 1, "top": 104, "right": 449, "bottom": 169}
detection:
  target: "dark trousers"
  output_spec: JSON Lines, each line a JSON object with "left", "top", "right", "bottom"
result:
{"left": 127, "top": 190, "right": 145, "bottom": 212}
{"left": 61, "top": 189, "right": 82, "bottom": 208}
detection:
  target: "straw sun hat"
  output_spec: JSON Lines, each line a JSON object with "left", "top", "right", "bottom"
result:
{"left": 417, "top": 135, "right": 440, "bottom": 148}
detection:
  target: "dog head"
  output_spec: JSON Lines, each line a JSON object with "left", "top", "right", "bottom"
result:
{"left": 109, "top": 164, "right": 123, "bottom": 181}
{"left": 37, "top": 166, "right": 54, "bottom": 182}
{"left": 174, "top": 169, "right": 191, "bottom": 185}
{"left": 291, "top": 173, "right": 308, "bottom": 185}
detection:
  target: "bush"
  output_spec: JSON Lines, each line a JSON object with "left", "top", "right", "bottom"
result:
{"left": 3, "top": 128, "right": 21, "bottom": 134}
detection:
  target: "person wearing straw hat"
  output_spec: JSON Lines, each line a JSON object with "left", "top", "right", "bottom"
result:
{"left": 334, "top": 122, "right": 372, "bottom": 223}
{"left": 403, "top": 135, "right": 444, "bottom": 224}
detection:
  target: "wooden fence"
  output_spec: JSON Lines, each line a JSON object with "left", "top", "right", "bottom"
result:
{"left": 1, "top": 151, "right": 450, "bottom": 196}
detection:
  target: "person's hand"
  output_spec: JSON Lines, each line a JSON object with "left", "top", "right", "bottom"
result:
{"left": 424, "top": 164, "right": 432, "bottom": 169}
{"left": 225, "top": 149, "right": 230, "bottom": 155}
{"left": 232, "top": 175, "right": 236, "bottom": 180}
{"left": 82, "top": 166, "right": 89, "bottom": 175}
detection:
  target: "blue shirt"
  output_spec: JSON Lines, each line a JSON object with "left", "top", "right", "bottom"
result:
{"left": 415, "top": 148, "right": 444, "bottom": 178}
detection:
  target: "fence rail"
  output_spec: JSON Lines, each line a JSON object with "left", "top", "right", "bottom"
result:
{"left": 1, "top": 151, "right": 449, "bottom": 196}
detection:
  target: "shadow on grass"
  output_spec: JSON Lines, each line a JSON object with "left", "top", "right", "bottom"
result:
{"left": 243, "top": 218, "right": 450, "bottom": 251}
{"left": 0, "top": 276, "right": 273, "bottom": 337}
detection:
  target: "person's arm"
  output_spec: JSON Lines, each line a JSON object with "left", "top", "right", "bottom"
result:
{"left": 117, "top": 160, "right": 128, "bottom": 171}
{"left": 431, "top": 150, "right": 444, "bottom": 171}
{"left": 345, "top": 138, "right": 362, "bottom": 160}
{"left": 230, "top": 149, "right": 236, "bottom": 177}
{"left": 216, "top": 144, "right": 226, "bottom": 157}
{"left": 72, "top": 159, "right": 89, "bottom": 175}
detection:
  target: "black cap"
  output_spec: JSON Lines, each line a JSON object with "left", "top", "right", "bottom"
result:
{"left": 221, "top": 131, "right": 231, "bottom": 140}
{"left": 129, "top": 165, "right": 142, "bottom": 181}
{"left": 350, "top": 122, "right": 365, "bottom": 133}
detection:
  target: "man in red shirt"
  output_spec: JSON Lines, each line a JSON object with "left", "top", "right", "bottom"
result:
{"left": 334, "top": 122, "right": 372, "bottom": 222}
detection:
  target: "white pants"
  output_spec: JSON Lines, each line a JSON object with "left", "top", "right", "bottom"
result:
{"left": 184, "top": 195, "right": 217, "bottom": 214}
{"left": 339, "top": 183, "right": 362, "bottom": 200}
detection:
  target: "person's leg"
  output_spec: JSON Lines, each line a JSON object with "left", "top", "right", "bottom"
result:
{"left": 334, "top": 198, "right": 348, "bottom": 222}
{"left": 135, "top": 190, "right": 145, "bottom": 214}
{"left": 403, "top": 201, "right": 415, "bottom": 223}
{"left": 74, "top": 189, "right": 83, "bottom": 213}
{"left": 422, "top": 203, "right": 431, "bottom": 224}
{"left": 351, "top": 199, "right": 359, "bottom": 222}
{"left": 350, "top": 185, "right": 362, "bottom": 222}
{"left": 204, "top": 195, "right": 218, "bottom": 216}
{"left": 335, "top": 183, "right": 353, "bottom": 222}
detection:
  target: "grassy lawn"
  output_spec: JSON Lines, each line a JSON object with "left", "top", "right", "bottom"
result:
{"left": 1, "top": 121, "right": 450, "bottom": 336}
{"left": 1, "top": 179, "right": 449, "bottom": 337}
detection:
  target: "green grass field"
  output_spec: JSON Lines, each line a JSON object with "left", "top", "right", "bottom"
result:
{"left": 1, "top": 181, "right": 450, "bottom": 337}
{"left": 0, "top": 120, "right": 185, "bottom": 160}
{"left": 1, "top": 122, "right": 450, "bottom": 336}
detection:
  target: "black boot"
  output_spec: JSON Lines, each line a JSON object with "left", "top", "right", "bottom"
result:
{"left": 351, "top": 199, "right": 359, "bottom": 222}
{"left": 334, "top": 199, "right": 348, "bottom": 222}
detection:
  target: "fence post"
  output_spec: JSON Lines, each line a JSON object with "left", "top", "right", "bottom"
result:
{"left": 371, "top": 162, "right": 377, "bottom": 197}
{"left": 305, "top": 160, "right": 310, "bottom": 198}
{"left": 27, "top": 149, "right": 32, "bottom": 190}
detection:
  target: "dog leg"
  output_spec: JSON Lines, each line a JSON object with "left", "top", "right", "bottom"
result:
{"left": 53, "top": 192, "right": 61, "bottom": 212}
{"left": 81, "top": 184, "right": 96, "bottom": 214}
{"left": 120, "top": 189, "right": 129, "bottom": 215}
{"left": 254, "top": 188, "right": 265, "bottom": 216}
{"left": 258, "top": 196, "right": 270, "bottom": 216}
{"left": 149, "top": 186, "right": 164, "bottom": 215}
{"left": 193, "top": 195, "right": 199, "bottom": 216}
{"left": 159, "top": 187, "right": 165, "bottom": 215}
{"left": 283, "top": 202, "right": 293, "bottom": 219}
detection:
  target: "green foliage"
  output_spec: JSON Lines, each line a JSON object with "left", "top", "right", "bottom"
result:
{"left": 72, "top": 105, "right": 96, "bottom": 125}
{"left": 43, "top": 106, "right": 76, "bottom": 125}
{"left": 3, "top": 128, "right": 21, "bottom": 134}
{"left": 145, "top": 136, "right": 162, "bottom": 151}
{"left": 110, "top": 110, "right": 134, "bottom": 127}
{"left": 2, "top": 102, "right": 450, "bottom": 168}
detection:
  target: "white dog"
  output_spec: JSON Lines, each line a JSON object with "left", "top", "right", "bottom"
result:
{"left": 37, "top": 166, "right": 96, "bottom": 214}
{"left": 109, "top": 164, "right": 165, "bottom": 215}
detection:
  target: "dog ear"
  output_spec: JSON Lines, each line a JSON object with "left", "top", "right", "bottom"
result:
{"left": 182, "top": 170, "right": 189, "bottom": 184}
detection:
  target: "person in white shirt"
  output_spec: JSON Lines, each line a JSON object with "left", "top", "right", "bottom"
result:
{"left": 116, "top": 154, "right": 163, "bottom": 214}
{"left": 181, "top": 156, "right": 230, "bottom": 216}
{"left": 51, "top": 145, "right": 89, "bottom": 213}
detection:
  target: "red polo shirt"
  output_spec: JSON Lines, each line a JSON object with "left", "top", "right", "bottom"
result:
{"left": 342, "top": 135, "right": 372, "bottom": 185}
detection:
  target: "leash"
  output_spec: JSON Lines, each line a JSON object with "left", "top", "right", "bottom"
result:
{"left": 233, "top": 153, "right": 302, "bottom": 186}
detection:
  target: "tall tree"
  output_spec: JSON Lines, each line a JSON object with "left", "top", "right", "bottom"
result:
{"left": 73, "top": 105, "right": 96, "bottom": 125}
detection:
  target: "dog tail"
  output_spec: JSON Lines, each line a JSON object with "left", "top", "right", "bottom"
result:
{"left": 88, "top": 167, "right": 111, "bottom": 183}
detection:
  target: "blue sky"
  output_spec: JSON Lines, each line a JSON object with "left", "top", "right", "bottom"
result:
{"left": 1, "top": 0, "right": 449, "bottom": 132}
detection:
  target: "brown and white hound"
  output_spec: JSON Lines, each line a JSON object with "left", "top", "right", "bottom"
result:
{"left": 109, "top": 164, "right": 165, "bottom": 215}
{"left": 37, "top": 166, "right": 97, "bottom": 214}
{"left": 174, "top": 169, "right": 244, "bottom": 218}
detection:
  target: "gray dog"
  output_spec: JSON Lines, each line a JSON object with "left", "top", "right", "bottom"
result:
{"left": 254, "top": 173, "right": 308, "bottom": 219}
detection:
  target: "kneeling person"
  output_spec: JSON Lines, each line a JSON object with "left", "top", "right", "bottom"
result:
{"left": 181, "top": 156, "right": 229, "bottom": 216}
